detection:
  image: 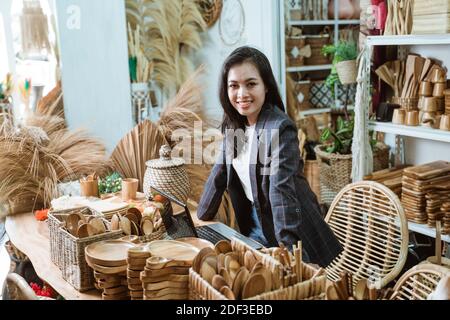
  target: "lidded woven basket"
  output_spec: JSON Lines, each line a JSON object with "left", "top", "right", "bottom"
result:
{"left": 143, "top": 144, "right": 190, "bottom": 203}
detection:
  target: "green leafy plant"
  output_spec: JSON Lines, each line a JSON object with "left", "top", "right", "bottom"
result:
{"left": 320, "top": 114, "right": 377, "bottom": 155}
{"left": 321, "top": 41, "right": 358, "bottom": 94}
{"left": 98, "top": 172, "right": 123, "bottom": 194}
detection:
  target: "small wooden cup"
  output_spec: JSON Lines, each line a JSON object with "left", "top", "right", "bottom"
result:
{"left": 419, "top": 81, "right": 432, "bottom": 96}
{"left": 422, "top": 97, "right": 437, "bottom": 112}
{"left": 440, "top": 114, "right": 450, "bottom": 131}
{"left": 122, "top": 178, "right": 139, "bottom": 201}
{"left": 405, "top": 110, "right": 419, "bottom": 126}
{"left": 80, "top": 179, "right": 99, "bottom": 197}
{"left": 392, "top": 109, "right": 406, "bottom": 125}
{"left": 432, "top": 83, "right": 446, "bottom": 97}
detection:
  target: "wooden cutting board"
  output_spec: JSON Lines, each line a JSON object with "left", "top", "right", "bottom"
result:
{"left": 403, "top": 161, "right": 450, "bottom": 180}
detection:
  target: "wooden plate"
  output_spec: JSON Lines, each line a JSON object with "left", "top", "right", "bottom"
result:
{"left": 176, "top": 237, "right": 214, "bottom": 251}
{"left": 144, "top": 240, "right": 199, "bottom": 263}
{"left": 85, "top": 240, "right": 136, "bottom": 267}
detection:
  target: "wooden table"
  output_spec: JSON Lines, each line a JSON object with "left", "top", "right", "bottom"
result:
{"left": 5, "top": 203, "right": 213, "bottom": 300}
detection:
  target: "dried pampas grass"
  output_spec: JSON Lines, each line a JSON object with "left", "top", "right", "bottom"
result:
{"left": 37, "top": 82, "right": 65, "bottom": 120}
{"left": 0, "top": 115, "right": 110, "bottom": 217}
{"left": 126, "top": 0, "right": 206, "bottom": 97}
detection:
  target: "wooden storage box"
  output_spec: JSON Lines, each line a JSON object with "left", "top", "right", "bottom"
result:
{"left": 188, "top": 239, "right": 326, "bottom": 300}
{"left": 286, "top": 36, "right": 306, "bottom": 67}
{"left": 412, "top": 0, "right": 450, "bottom": 34}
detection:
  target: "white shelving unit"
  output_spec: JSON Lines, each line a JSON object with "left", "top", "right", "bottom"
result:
{"left": 369, "top": 121, "right": 450, "bottom": 143}
{"left": 280, "top": 1, "right": 360, "bottom": 118}
{"left": 300, "top": 105, "right": 355, "bottom": 116}
{"left": 360, "top": 35, "right": 450, "bottom": 242}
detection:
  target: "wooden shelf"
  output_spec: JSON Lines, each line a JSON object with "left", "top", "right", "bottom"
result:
{"left": 300, "top": 105, "right": 355, "bottom": 116}
{"left": 287, "top": 64, "right": 332, "bottom": 72}
{"left": 288, "top": 19, "right": 360, "bottom": 26}
{"left": 367, "top": 34, "right": 450, "bottom": 46}
{"left": 369, "top": 121, "right": 450, "bottom": 143}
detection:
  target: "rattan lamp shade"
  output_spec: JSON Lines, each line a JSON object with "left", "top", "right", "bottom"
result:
{"left": 143, "top": 145, "right": 190, "bottom": 204}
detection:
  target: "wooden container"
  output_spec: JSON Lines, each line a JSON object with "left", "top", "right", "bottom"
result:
{"left": 412, "top": 0, "right": 450, "bottom": 34}
{"left": 286, "top": 36, "right": 306, "bottom": 67}
{"left": 188, "top": 239, "right": 326, "bottom": 300}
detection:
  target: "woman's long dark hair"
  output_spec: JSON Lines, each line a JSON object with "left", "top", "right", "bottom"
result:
{"left": 219, "top": 46, "right": 285, "bottom": 133}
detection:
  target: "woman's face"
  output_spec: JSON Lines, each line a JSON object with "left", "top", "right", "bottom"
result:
{"left": 227, "top": 62, "right": 267, "bottom": 125}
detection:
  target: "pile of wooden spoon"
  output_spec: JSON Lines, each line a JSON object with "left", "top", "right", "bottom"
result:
{"left": 192, "top": 240, "right": 273, "bottom": 299}
{"left": 110, "top": 207, "right": 163, "bottom": 236}
{"left": 64, "top": 211, "right": 108, "bottom": 238}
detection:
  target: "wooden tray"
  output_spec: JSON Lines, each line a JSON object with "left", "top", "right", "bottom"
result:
{"left": 403, "top": 161, "right": 450, "bottom": 180}
{"left": 144, "top": 240, "right": 199, "bottom": 263}
{"left": 85, "top": 240, "right": 136, "bottom": 267}
{"left": 176, "top": 237, "right": 214, "bottom": 251}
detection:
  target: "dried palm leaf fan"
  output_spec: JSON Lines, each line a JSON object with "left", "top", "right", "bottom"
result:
{"left": 196, "top": 0, "right": 223, "bottom": 28}
{"left": 110, "top": 120, "right": 167, "bottom": 192}
{"left": 20, "top": 0, "right": 51, "bottom": 56}
{"left": 0, "top": 114, "right": 110, "bottom": 218}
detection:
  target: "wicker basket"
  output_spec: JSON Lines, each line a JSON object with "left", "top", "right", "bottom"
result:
{"left": 48, "top": 207, "right": 95, "bottom": 269}
{"left": 336, "top": 60, "right": 357, "bottom": 85}
{"left": 143, "top": 144, "right": 190, "bottom": 204}
{"left": 188, "top": 239, "right": 326, "bottom": 300}
{"left": 304, "top": 31, "right": 332, "bottom": 66}
{"left": 48, "top": 209, "right": 123, "bottom": 291}
{"left": 315, "top": 143, "right": 390, "bottom": 205}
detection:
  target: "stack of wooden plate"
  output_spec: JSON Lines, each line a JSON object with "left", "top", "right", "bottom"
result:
{"left": 88, "top": 198, "right": 129, "bottom": 220}
{"left": 126, "top": 246, "right": 150, "bottom": 300}
{"left": 85, "top": 240, "right": 137, "bottom": 300}
{"left": 364, "top": 166, "right": 409, "bottom": 198}
{"left": 402, "top": 161, "right": 450, "bottom": 224}
{"left": 442, "top": 202, "right": 450, "bottom": 235}
{"left": 140, "top": 240, "right": 199, "bottom": 300}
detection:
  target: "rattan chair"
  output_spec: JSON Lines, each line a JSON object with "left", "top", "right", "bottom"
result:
{"left": 5, "top": 273, "right": 39, "bottom": 300}
{"left": 324, "top": 181, "right": 409, "bottom": 289}
{"left": 390, "top": 263, "right": 450, "bottom": 300}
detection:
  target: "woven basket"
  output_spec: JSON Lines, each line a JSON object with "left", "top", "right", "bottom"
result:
{"left": 48, "top": 207, "right": 95, "bottom": 269}
{"left": 48, "top": 210, "right": 123, "bottom": 291}
{"left": 304, "top": 31, "right": 332, "bottom": 66}
{"left": 336, "top": 60, "right": 357, "bottom": 85}
{"left": 315, "top": 143, "right": 390, "bottom": 205}
{"left": 188, "top": 239, "right": 326, "bottom": 300}
{"left": 143, "top": 144, "right": 190, "bottom": 204}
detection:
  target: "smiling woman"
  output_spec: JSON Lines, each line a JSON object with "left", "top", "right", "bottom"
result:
{"left": 197, "top": 46, "right": 343, "bottom": 268}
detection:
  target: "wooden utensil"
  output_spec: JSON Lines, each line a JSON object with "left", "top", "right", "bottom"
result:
{"left": 86, "top": 240, "right": 136, "bottom": 266}
{"left": 214, "top": 240, "right": 232, "bottom": 255}
{"left": 144, "top": 240, "right": 199, "bottom": 263}
{"left": 219, "top": 267, "right": 233, "bottom": 287}
{"left": 88, "top": 217, "right": 106, "bottom": 235}
{"left": 244, "top": 250, "right": 257, "bottom": 271}
{"left": 212, "top": 274, "right": 228, "bottom": 291}
{"left": 241, "top": 274, "right": 266, "bottom": 299}
{"left": 250, "top": 262, "right": 272, "bottom": 291}
{"left": 232, "top": 267, "right": 249, "bottom": 299}
{"left": 192, "top": 247, "right": 215, "bottom": 273}
{"left": 326, "top": 284, "right": 340, "bottom": 300}
{"left": 220, "top": 285, "right": 236, "bottom": 300}
{"left": 354, "top": 279, "right": 369, "bottom": 300}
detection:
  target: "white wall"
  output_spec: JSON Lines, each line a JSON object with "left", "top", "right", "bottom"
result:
{"left": 54, "top": 0, "right": 132, "bottom": 153}
{"left": 196, "top": 0, "right": 282, "bottom": 122}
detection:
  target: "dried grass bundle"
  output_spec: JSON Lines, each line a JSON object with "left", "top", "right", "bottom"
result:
{"left": 110, "top": 120, "right": 167, "bottom": 192}
{"left": 126, "top": 0, "right": 206, "bottom": 96}
{"left": 0, "top": 115, "right": 110, "bottom": 217}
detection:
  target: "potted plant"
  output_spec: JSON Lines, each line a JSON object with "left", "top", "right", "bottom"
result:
{"left": 322, "top": 41, "right": 358, "bottom": 86}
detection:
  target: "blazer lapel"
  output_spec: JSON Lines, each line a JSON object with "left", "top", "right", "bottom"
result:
{"left": 249, "top": 104, "right": 272, "bottom": 204}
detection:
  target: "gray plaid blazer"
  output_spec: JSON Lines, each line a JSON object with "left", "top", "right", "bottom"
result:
{"left": 197, "top": 104, "right": 342, "bottom": 267}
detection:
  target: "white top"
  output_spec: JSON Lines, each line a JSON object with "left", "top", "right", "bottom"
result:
{"left": 232, "top": 125, "right": 255, "bottom": 203}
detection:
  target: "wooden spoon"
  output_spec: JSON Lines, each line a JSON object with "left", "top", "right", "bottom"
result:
{"left": 232, "top": 267, "right": 249, "bottom": 299}
{"left": 214, "top": 240, "right": 232, "bottom": 255}
{"left": 66, "top": 213, "right": 81, "bottom": 236}
{"left": 241, "top": 274, "right": 266, "bottom": 299}
{"left": 212, "top": 274, "right": 228, "bottom": 291}
{"left": 119, "top": 216, "right": 131, "bottom": 235}
{"left": 77, "top": 223, "right": 95, "bottom": 238}
{"left": 141, "top": 218, "right": 154, "bottom": 235}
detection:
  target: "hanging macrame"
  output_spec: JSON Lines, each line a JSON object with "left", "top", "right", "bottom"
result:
{"left": 351, "top": 45, "right": 373, "bottom": 182}
{"left": 20, "top": 0, "right": 51, "bottom": 55}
